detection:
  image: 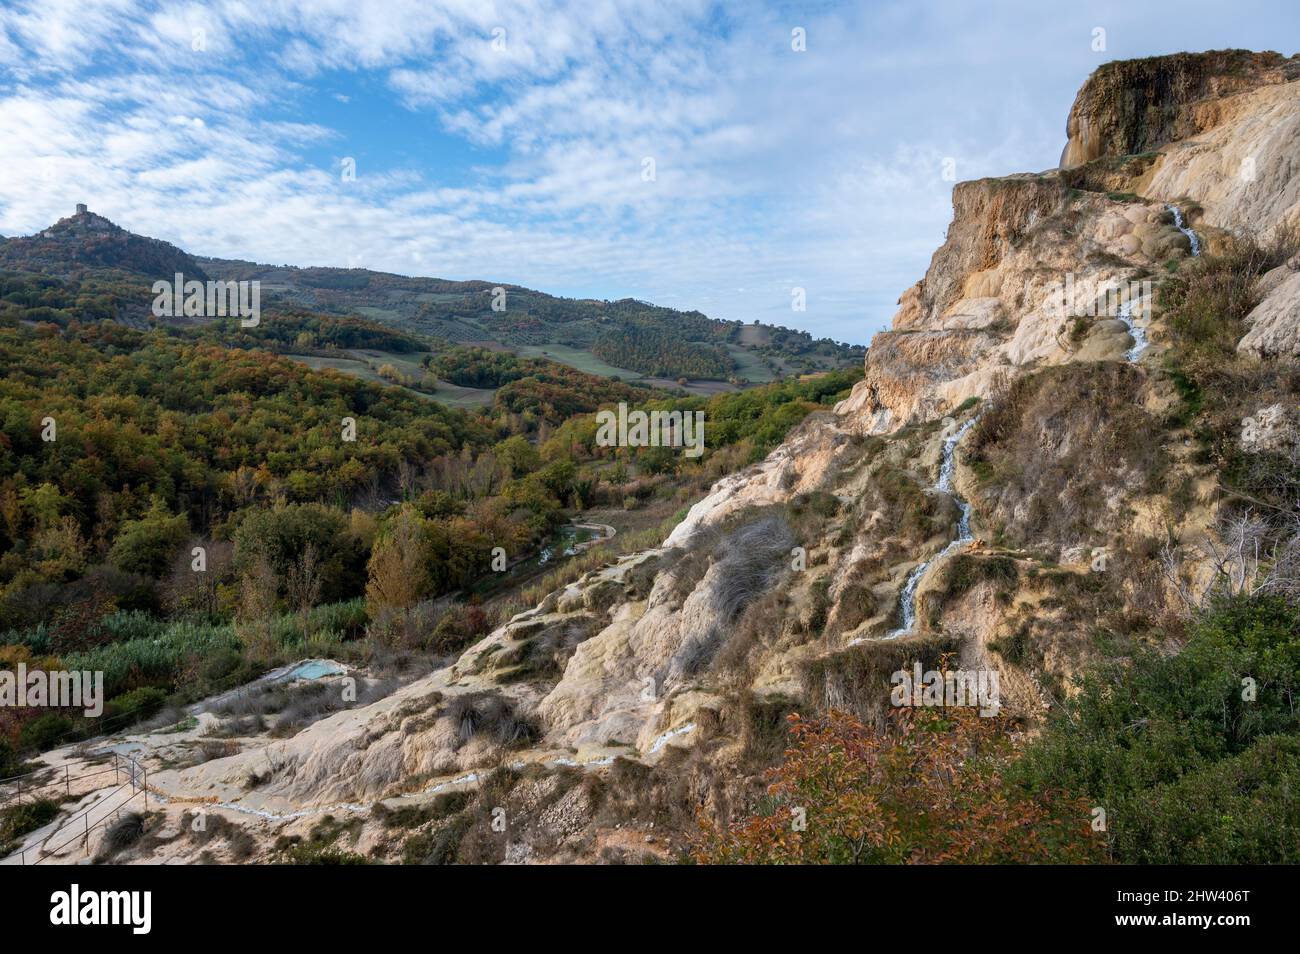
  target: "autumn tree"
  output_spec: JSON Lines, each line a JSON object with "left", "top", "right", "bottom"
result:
{"left": 365, "top": 506, "right": 430, "bottom": 612}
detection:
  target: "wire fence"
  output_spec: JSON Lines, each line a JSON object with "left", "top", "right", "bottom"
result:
{"left": 0, "top": 752, "right": 149, "bottom": 865}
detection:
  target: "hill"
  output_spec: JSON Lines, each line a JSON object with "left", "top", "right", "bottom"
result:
{"left": 4, "top": 49, "right": 1299, "bottom": 868}
{"left": 0, "top": 209, "right": 863, "bottom": 389}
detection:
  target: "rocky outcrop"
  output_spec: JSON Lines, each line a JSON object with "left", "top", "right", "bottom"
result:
{"left": 15, "top": 50, "right": 1300, "bottom": 866}
{"left": 839, "top": 49, "right": 1300, "bottom": 435}
{"left": 837, "top": 186, "right": 1198, "bottom": 432}
{"left": 1059, "top": 49, "right": 1298, "bottom": 168}
{"left": 900, "top": 175, "right": 1067, "bottom": 325}
{"left": 1241, "top": 257, "right": 1300, "bottom": 357}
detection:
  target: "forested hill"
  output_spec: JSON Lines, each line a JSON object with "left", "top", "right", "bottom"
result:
{"left": 0, "top": 207, "right": 865, "bottom": 385}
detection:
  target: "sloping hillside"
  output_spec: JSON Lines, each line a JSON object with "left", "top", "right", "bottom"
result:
{"left": 0, "top": 208, "right": 863, "bottom": 387}
{"left": 4, "top": 50, "right": 1298, "bottom": 866}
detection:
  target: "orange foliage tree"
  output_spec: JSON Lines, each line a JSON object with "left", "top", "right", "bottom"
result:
{"left": 692, "top": 708, "right": 1106, "bottom": 864}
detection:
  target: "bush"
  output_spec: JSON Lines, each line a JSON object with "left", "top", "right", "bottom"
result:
{"left": 1112, "top": 734, "right": 1300, "bottom": 863}
{"left": 1013, "top": 593, "right": 1300, "bottom": 862}
{"left": 445, "top": 692, "right": 537, "bottom": 749}
{"left": 276, "top": 843, "right": 370, "bottom": 865}
{"left": 0, "top": 740, "right": 20, "bottom": 779}
{"left": 693, "top": 709, "right": 1103, "bottom": 864}
{"left": 0, "top": 797, "right": 60, "bottom": 851}
{"left": 95, "top": 812, "right": 148, "bottom": 861}
{"left": 798, "top": 633, "right": 961, "bottom": 727}
{"left": 17, "top": 712, "right": 75, "bottom": 751}
{"left": 106, "top": 686, "right": 168, "bottom": 721}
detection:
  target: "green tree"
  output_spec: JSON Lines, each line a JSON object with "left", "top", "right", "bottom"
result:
{"left": 109, "top": 500, "right": 188, "bottom": 577}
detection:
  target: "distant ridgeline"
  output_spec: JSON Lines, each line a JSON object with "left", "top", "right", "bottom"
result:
{"left": 0, "top": 206, "right": 862, "bottom": 384}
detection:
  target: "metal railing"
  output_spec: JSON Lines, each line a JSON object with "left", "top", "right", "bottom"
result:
{"left": 0, "top": 752, "right": 149, "bottom": 865}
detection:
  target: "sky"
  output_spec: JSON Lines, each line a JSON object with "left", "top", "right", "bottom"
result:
{"left": 0, "top": 1, "right": 1296, "bottom": 344}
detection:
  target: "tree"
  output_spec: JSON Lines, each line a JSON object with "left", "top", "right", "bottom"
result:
{"left": 494, "top": 435, "right": 540, "bottom": 478}
{"left": 285, "top": 543, "right": 322, "bottom": 632}
{"left": 236, "top": 543, "right": 280, "bottom": 659}
{"left": 365, "top": 506, "right": 430, "bottom": 611}
{"left": 33, "top": 516, "right": 89, "bottom": 579}
{"left": 109, "top": 500, "right": 188, "bottom": 577}
{"left": 232, "top": 503, "right": 362, "bottom": 604}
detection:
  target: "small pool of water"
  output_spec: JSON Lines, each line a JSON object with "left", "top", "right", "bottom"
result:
{"left": 278, "top": 660, "right": 347, "bottom": 682}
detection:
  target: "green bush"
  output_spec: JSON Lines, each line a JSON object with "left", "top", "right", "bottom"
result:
{"left": 106, "top": 686, "right": 168, "bottom": 720}
{"left": 18, "top": 712, "right": 75, "bottom": 751}
{"left": 1111, "top": 734, "right": 1300, "bottom": 863}
{"left": 108, "top": 502, "right": 189, "bottom": 577}
{"left": 276, "top": 843, "right": 371, "bottom": 865}
{"left": 0, "top": 797, "right": 60, "bottom": 850}
{"left": 1014, "top": 593, "right": 1300, "bottom": 862}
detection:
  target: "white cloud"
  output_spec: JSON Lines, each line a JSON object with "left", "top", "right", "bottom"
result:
{"left": 0, "top": 0, "right": 1296, "bottom": 342}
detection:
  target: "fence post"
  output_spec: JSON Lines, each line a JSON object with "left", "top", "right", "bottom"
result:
{"left": 84, "top": 814, "right": 89, "bottom": 857}
{"left": 64, "top": 764, "right": 70, "bottom": 796}
{"left": 115, "top": 752, "right": 119, "bottom": 785}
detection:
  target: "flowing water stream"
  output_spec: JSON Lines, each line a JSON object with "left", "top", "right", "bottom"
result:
{"left": 884, "top": 416, "right": 979, "bottom": 639}
{"left": 1167, "top": 203, "right": 1202, "bottom": 256}
{"left": 1118, "top": 205, "right": 1199, "bottom": 362}
{"left": 1117, "top": 295, "right": 1149, "bottom": 363}
{"left": 881, "top": 205, "right": 1200, "bottom": 641}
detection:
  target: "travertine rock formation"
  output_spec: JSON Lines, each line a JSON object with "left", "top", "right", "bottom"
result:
{"left": 13, "top": 50, "right": 1300, "bottom": 866}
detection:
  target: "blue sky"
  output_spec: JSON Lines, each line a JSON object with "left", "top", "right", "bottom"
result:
{"left": 0, "top": 1, "right": 1296, "bottom": 344}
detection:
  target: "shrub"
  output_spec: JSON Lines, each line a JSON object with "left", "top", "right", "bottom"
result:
{"left": 693, "top": 709, "right": 1103, "bottom": 864}
{"left": 95, "top": 812, "right": 148, "bottom": 861}
{"left": 798, "top": 633, "right": 961, "bottom": 727}
{"left": 445, "top": 692, "right": 537, "bottom": 749}
{"left": 937, "top": 554, "right": 1018, "bottom": 608}
{"left": 1112, "top": 734, "right": 1300, "bottom": 863}
{"left": 106, "top": 686, "right": 168, "bottom": 721}
{"left": 276, "top": 843, "right": 370, "bottom": 864}
{"left": 1013, "top": 593, "right": 1300, "bottom": 862}
{"left": 0, "top": 797, "right": 60, "bottom": 851}
{"left": 17, "top": 712, "right": 75, "bottom": 751}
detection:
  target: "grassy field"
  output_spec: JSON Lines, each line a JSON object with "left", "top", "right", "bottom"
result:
{"left": 725, "top": 344, "right": 778, "bottom": 383}
{"left": 354, "top": 305, "right": 404, "bottom": 324}
{"left": 640, "top": 376, "right": 739, "bottom": 396}
{"left": 348, "top": 348, "right": 432, "bottom": 374}
{"left": 284, "top": 338, "right": 791, "bottom": 410}
{"left": 424, "top": 380, "right": 496, "bottom": 409}
{"left": 282, "top": 351, "right": 496, "bottom": 409}
{"left": 515, "top": 342, "right": 770, "bottom": 393}
{"left": 515, "top": 344, "right": 645, "bottom": 380}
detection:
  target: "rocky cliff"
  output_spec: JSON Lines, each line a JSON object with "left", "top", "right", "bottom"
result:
{"left": 840, "top": 48, "right": 1300, "bottom": 431}
{"left": 1059, "top": 49, "right": 1298, "bottom": 168}
{"left": 13, "top": 50, "right": 1300, "bottom": 865}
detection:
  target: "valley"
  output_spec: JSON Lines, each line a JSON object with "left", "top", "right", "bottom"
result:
{"left": 2, "top": 46, "right": 1299, "bottom": 871}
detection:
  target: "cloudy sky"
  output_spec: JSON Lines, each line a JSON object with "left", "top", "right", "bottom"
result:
{"left": 0, "top": 1, "right": 1295, "bottom": 343}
